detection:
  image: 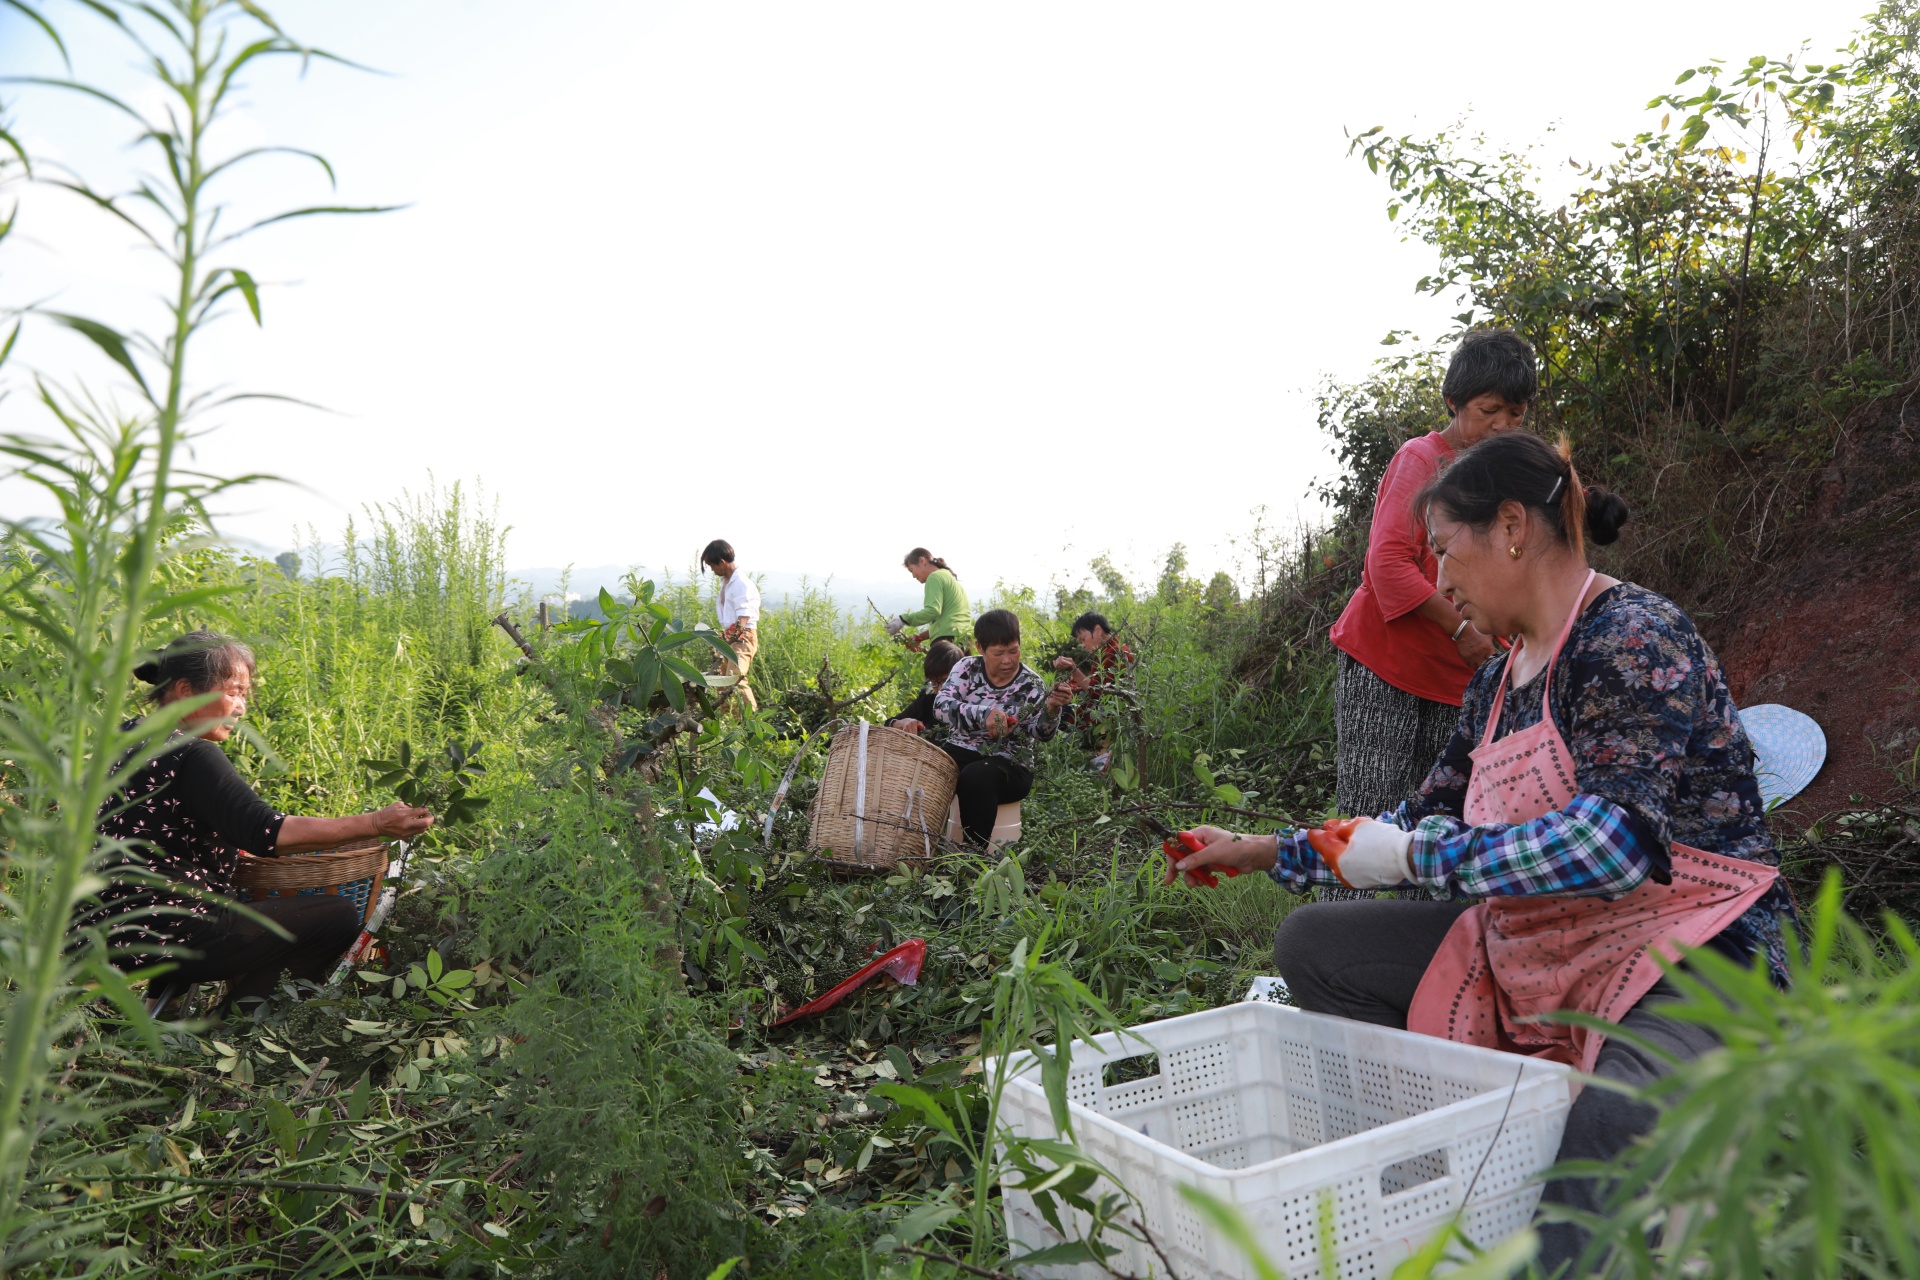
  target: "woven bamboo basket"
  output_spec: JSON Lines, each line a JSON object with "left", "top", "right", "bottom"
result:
{"left": 808, "top": 721, "right": 958, "bottom": 872}
{"left": 234, "top": 838, "right": 390, "bottom": 929}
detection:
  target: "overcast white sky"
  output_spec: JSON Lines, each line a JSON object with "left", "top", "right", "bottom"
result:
{"left": 0, "top": 0, "right": 1867, "bottom": 598}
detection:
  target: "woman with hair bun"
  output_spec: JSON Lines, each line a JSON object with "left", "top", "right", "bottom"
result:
{"left": 91, "top": 631, "right": 436, "bottom": 1014}
{"left": 1157, "top": 434, "right": 1795, "bottom": 1271}
{"left": 887, "top": 549, "right": 971, "bottom": 651}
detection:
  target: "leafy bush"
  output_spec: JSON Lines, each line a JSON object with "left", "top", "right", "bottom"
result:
{"left": 1343, "top": 0, "right": 1920, "bottom": 609}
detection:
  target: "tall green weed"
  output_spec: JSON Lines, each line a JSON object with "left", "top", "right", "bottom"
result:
{"left": 0, "top": 1, "right": 387, "bottom": 1268}
{"left": 464, "top": 758, "right": 759, "bottom": 1277}
{"left": 223, "top": 485, "right": 516, "bottom": 815}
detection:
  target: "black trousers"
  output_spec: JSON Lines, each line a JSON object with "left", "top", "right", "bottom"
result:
{"left": 169, "top": 895, "right": 362, "bottom": 1006}
{"left": 940, "top": 744, "right": 1032, "bottom": 845}
{"left": 1273, "top": 900, "right": 1721, "bottom": 1278}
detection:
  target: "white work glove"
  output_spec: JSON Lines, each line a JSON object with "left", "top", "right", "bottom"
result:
{"left": 1308, "top": 817, "right": 1413, "bottom": 889}
{"left": 885, "top": 615, "right": 905, "bottom": 637}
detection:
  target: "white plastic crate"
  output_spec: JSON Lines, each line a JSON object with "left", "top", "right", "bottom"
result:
{"left": 1001, "top": 1001, "right": 1574, "bottom": 1280}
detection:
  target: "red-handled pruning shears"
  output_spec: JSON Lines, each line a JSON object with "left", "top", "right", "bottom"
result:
{"left": 1139, "top": 814, "right": 1239, "bottom": 888}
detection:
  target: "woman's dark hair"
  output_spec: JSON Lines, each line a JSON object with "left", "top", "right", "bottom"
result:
{"left": 701, "top": 539, "right": 735, "bottom": 568}
{"left": 923, "top": 638, "right": 964, "bottom": 682}
{"left": 134, "top": 630, "right": 256, "bottom": 702}
{"left": 1418, "top": 432, "right": 1630, "bottom": 558}
{"left": 973, "top": 608, "right": 1020, "bottom": 649}
{"left": 1070, "top": 611, "right": 1111, "bottom": 639}
{"left": 1441, "top": 328, "right": 1538, "bottom": 411}
{"left": 903, "top": 547, "right": 951, "bottom": 572}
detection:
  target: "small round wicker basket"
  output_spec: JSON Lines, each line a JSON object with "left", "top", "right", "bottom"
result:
{"left": 234, "top": 838, "right": 390, "bottom": 928}
{"left": 808, "top": 721, "right": 957, "bottom": 873}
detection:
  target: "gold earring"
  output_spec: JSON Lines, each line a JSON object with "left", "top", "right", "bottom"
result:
{"left": 1508, "top": 546, "right": 1521, "bottom": 559}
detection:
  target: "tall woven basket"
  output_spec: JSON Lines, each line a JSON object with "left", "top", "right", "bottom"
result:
{"left": 234, "top": 838, "right": 391, "bottom": 929}
{"left": 808, "top": 721, "right": 957, "bottom": 872}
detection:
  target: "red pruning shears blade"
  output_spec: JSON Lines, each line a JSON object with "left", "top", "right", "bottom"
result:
{"left": 1164, "top": 832, "right": 1217, "bottom": 888}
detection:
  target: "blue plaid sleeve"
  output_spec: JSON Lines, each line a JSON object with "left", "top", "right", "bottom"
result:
{"left": 1403, "top": 792, "right": 1659, "bottom": 898}
{"left": 1267, "top": 828, "right": 1339, "bottom": 893}
{"left": 1266, "top": 793, "right": 1660, "bottom": 898}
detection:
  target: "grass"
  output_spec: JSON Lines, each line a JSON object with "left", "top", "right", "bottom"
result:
{"left": 224, "top": 484, "right": 522, "bottom": 817}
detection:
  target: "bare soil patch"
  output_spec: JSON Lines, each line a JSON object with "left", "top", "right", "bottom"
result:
{"left": 1714, "top": 394, "right": 1920, "bottom": 824}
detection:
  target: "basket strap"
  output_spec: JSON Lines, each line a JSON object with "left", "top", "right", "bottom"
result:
{"left": 853, "top": 720, "right": 870, "bottom": 856}
{"left": 905, "top": 785, "right": 931, "bottom": 860}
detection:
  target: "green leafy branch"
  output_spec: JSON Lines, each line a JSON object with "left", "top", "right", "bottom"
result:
{"left": 363, "top": 739, "right": 489, "bottom": 826}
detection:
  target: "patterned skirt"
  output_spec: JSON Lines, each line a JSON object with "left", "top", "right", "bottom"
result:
{"left": 1322, "top": 651, "right": 1461, "bottom": 902}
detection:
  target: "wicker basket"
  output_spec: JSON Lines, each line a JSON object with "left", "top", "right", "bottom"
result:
{"left": 234, "top": 838, "right": 391, "bottom": 928}
{"left": 808, "top": 721, "right": 957, "bottom": 872}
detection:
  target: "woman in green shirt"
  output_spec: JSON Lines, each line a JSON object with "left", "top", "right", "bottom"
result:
{"left": 887, "top": 548, "right": 972, "bottom": 649}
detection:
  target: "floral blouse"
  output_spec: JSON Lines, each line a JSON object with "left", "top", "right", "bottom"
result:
{"left": 92, "top": 724, "right": 287, "bottom": 953}
{"left": 933, "top": 656, "right": 1060, "bottom": 770}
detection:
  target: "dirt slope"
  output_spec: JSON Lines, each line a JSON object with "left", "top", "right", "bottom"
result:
{"left": 1713, "top": 395, "right": 1920, "bottom": 823}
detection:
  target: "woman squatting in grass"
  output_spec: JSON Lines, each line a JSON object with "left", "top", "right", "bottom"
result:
{"left": 90, "top": 632, "right": 436, "bottom": 1015}
{"left": 887, "top": 638, "right": 965, "bottom": 740}
{"left": 1051, "top": 610, "right": 1134, "bottom": 770}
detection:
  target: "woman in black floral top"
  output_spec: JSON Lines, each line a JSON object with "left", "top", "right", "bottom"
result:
{"left": 92, "top": 632, "right": 435, "bottom": 1012}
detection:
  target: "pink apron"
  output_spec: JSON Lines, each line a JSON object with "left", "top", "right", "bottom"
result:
{"left": 1406, "top": 571, "right": 1778, "bottom": 1073}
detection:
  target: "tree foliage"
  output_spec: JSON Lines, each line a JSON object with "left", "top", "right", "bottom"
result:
{"left": 1351, "top": 2, "right": 1919, "bottom": 445}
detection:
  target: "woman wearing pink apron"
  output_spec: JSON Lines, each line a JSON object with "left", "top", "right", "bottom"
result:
{"left": 1167, "top": 433, "right": 1796, "bottom": 1274}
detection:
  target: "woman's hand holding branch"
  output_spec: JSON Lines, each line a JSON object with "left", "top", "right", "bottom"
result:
{"left": 373, "top": 802, "right": 435, "bottom": 840}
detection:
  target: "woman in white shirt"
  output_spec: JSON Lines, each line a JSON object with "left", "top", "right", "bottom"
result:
{"left": 701, "top": 539, "right": 762, "bottom": 714}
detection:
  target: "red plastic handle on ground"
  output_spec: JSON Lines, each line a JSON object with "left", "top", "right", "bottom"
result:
{"left": 771, "top": 939, "right": 926, "bottom": 1026}
{"left": 1162, "top": 830, "right": 1240, "bottom": 888}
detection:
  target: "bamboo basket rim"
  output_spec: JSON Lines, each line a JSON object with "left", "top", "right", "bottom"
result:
{"left": 234, "top": 838, "right": 389, "bottom": 892}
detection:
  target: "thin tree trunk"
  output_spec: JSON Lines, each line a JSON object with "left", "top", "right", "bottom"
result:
{"left": 1725, "top": 125, "right": 1771, "bottom": 424}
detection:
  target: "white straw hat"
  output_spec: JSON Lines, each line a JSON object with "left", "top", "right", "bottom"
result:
{"left": 1737, "top": 704, "right": 1826, "bottom": 810}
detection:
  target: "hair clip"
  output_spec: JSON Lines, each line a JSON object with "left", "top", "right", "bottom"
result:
{"left": 1544, "top": 475, "right": 1565, "bottom": 504}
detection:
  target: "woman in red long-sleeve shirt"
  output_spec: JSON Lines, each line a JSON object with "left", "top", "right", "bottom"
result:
{"left": 1324, "top": 330, "right": 1536, "bottom": 898}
